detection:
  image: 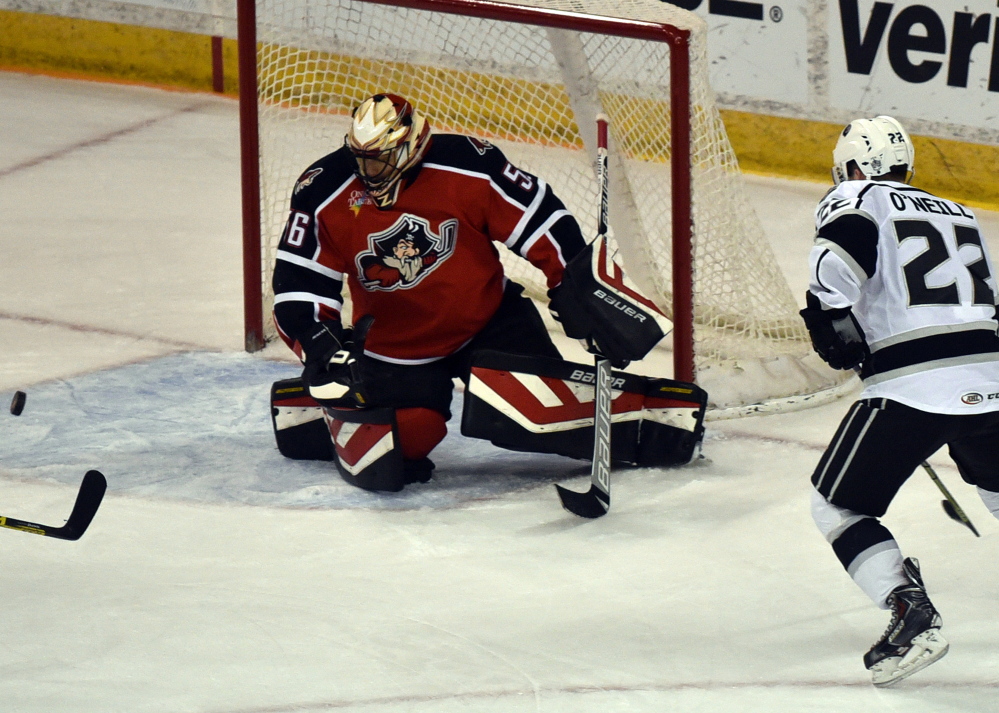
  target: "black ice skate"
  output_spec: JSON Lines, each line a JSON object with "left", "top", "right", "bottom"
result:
{"left": 403, "top": 457, "right": 434, "bottom": 485}
{"left": 864, "top": 557, "right": 948, "bottom": 687}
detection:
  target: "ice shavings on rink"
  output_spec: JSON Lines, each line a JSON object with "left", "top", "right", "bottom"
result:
{"left": 0, "top": 351, "right": 589, "bottom": 510}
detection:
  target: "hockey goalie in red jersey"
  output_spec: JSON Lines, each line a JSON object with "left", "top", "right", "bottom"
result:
{"left": 269, "top": 93, "right": 706, "bottom": 492}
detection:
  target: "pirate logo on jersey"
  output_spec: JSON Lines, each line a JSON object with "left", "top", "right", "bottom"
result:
{"left": 356, "top": 215, "right": 457, "bottom": 291}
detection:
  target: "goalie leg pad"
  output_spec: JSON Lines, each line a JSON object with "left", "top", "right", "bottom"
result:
{"left": 271, "top": 378, "right": 335, "bottom": 461}
{"left": 461, "top": 351, "right": 706, "bottom": 466}
{"left": 325, "top": 406, "right": 406, "bottom": 492}
{"left": 638, "top": 378, "right": 708, "bottom": 466}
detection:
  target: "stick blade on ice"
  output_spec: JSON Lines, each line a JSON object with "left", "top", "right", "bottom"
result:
{"left": 555, "top": 483, "right": 609, "bottom": 519}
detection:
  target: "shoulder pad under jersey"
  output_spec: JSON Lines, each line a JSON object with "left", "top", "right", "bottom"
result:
{"left": 421, "top": 133, "right": 508, "bottom": 174}
{"left": 815, "top": 180, "right": 876, "bottom": 230}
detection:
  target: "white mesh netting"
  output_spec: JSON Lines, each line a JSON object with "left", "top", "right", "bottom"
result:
{"left": 252, "top": 0, "right": 850, "bottom": 410}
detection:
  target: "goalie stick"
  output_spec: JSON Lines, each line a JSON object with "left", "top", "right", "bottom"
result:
{"left": 921, "top": 461, "right": 980, "bottom": 537}
{"left": 555, "top": 114, "right": 613, "bottom": 519}
{"left": 0, "top": 470, "right": 107, "bottom": 541}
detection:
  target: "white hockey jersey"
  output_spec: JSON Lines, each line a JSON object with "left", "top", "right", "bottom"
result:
{"left": 810, "top": 179, "right": 999, "bottom": 414}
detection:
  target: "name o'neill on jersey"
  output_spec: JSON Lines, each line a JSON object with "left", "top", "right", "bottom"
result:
{"left": 817, "top": 186, "right": 976, "bottom": 228}
{"left": 356, "top": 215, "right": 458, "bottom": 291}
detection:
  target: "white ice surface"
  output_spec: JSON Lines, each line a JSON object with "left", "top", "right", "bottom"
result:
{"left": 1, "top": 72, "right": 998, "bottom": 712}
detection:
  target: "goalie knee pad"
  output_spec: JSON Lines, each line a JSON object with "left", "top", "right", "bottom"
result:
{"left": 271, "top": 378, "right": 334, "bottom": 461}
{"left": 326, "top": 407, "right": 441, "bottom": 492}
{"left": 325, "top": 406, "right": 407, "bottom": 492}
{"left": 461, "top": 351, "right": 706, "bottom": 466}
{"left": 272, "top": 379, "right": 433, "bottom": 492}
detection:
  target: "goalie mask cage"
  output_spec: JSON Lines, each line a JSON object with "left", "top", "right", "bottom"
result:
{"left": 237, "top": 0, "right": 851, "bottom": 412}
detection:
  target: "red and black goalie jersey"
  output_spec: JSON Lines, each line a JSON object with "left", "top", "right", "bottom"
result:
{"left": 272, "top": 134, "right": 587, "bottom": 363}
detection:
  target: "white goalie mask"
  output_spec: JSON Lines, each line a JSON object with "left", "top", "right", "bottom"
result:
{"left": 832, "top": 115, "right": 914, "bottom": 185}
{"left": 345, "top": 93, "right": 431, "bottom": 209}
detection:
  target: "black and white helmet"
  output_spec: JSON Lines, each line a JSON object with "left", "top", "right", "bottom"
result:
{"left": 832, "top": 115, "right": 914, "bottom": 185}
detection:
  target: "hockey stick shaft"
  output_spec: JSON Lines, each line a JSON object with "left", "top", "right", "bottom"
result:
{"left": 591, "top": 355, "right": 612, "bottom": 499}
{"left": 0, "top": 470, "right": 107, "bottom": 541}
{"left": 921, "top": 461, "right": 980, "bottom": 537}
{"left": 595, "top": 114, "right": 609, "bottom": 236}
{"left": 554, "top": 356, "right": 613, "bottom": 518}
{"left": 555, "top": 115, "right": 613, "bottom": 519}
{"left": 590, "top": 116, "right": 612, "bottom": 501}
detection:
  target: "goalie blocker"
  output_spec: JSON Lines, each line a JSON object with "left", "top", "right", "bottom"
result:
{"left": 549, "top": 234, "right": 673, "bottom": 368}
{"left": 461, "top": 351, "right": 706, "bottom": 467}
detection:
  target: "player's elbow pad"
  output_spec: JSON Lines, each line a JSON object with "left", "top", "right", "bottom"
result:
{"left": 799, "top": 292, "right": 868, "bottom": 371}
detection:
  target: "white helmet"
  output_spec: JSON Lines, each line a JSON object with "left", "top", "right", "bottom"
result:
{"left": 832, "top": 115, "right": 914, "bottom": 185}
{"left": 345, "top": 93, "right": 431, "bottom": 209}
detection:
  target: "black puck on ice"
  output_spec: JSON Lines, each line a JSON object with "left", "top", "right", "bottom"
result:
{"left": 10, "top": 391, "right": 26, "bottom": 416}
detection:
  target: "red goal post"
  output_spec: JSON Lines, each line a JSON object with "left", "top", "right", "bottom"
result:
{"left": 236, "top": 0, "right": 850, "bottom": 412}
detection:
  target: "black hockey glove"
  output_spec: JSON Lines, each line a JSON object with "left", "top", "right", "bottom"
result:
{"left": 301, "top": 320, "right": 348, "bottom": 377}
{"left": 799, "top": 292, "right": 868, "bottom": 371}
{"left": 301, "top": 315, "right": 375, "bottom": 407}
{"left": 548, "top": 283, "right": 632, "bottom": 369}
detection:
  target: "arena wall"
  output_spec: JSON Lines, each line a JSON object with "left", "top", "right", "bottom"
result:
{"left": 2, "top": 0, "right": 997, "bottom": 208}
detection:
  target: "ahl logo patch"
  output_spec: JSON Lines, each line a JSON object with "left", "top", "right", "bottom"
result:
{"left": 962, "top": 392, "right": 984, "bottom": 405}
{"left": 356, "top": 215, "right": 457, "bottom": 291}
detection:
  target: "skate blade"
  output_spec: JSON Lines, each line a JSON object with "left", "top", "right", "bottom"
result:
{"left": 870, "top": 629, "right": 949, "bottom": 687}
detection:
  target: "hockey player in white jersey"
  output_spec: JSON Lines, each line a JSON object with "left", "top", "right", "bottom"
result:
{"left": 800, "top": 116, "right": 999, "bottom": 687}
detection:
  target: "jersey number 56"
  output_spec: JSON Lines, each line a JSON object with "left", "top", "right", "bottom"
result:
{"left": 283, "top": 211, "right": 311, "bottom": 248}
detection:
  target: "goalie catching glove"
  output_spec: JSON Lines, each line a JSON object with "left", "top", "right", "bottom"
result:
{"left": 301, "top": 315, "right": 375, "bottom": 407}
{"left": 799, "top": 291, "right": 869, "bottom": 370}
{"left": 548, "top": 235, "right": 672, "bottom": 368}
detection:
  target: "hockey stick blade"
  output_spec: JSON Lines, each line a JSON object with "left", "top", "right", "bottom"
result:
{"left": 0, "top": 470, "right": 107, "bottom": 541}
{"left": 921, "top": 461, "right": 980, "bottom": 537}
{"left": 940, "top": 499, "right": 981, "bottom": 537}
{"left": 555, "top": 483, "right": 609, "bottom": 519}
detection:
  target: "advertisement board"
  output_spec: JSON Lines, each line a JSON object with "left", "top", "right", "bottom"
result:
{"left": 668, "top": 0, "right": 811, "bottom": 106}
{"left": 829, "top": 0, "right": 998, "bottom": 132}
{"left": 677, "top": 0, "right": 998, "bottom": 142}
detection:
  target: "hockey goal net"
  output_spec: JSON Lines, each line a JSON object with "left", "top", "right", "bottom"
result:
{"left": 237, "top": 0, "right": 850, "bottom": 411}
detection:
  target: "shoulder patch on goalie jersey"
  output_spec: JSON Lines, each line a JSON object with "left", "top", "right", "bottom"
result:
{"left": 289, "top": 149, "right": 357, "bottom": 211}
